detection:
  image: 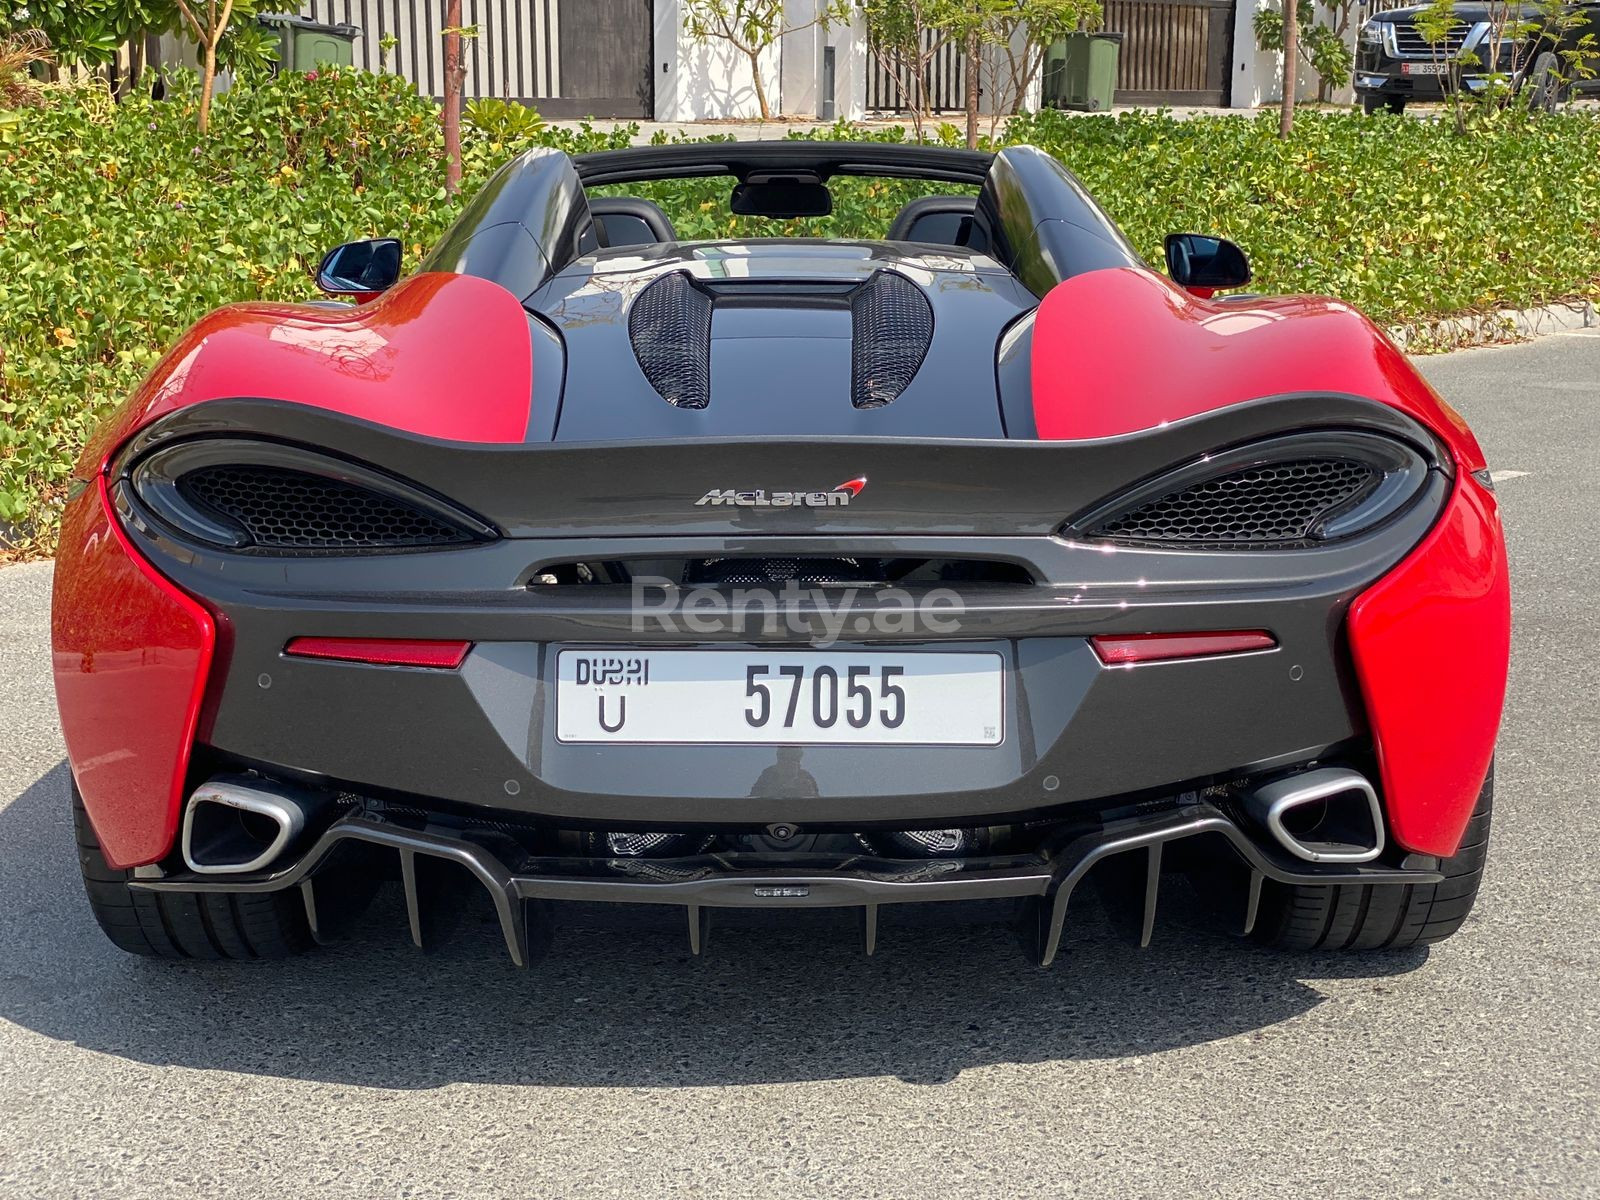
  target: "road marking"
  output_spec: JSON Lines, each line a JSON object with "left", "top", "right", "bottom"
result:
{"left": 1490, "top": 470, "right": 1530, "bottom": 483}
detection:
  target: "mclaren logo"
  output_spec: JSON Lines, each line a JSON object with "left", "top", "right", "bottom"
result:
{"left": 696, "top": 477, "right": 867, "bottom": 508}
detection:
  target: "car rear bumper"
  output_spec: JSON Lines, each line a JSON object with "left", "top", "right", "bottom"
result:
{"left": 131, "top": 793, "right": 1444, "bottom": 966}
{"left": 160, "top": 504, "right": 1448, "bottom": 831}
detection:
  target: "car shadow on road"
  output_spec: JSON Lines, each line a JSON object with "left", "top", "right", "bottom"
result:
{"left": 0, "top": 762, "right": 1430, "bottom": 1088}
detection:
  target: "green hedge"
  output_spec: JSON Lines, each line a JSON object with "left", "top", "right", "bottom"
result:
{"left": 4, "top": 69, "right": 1599, "bottom": 552}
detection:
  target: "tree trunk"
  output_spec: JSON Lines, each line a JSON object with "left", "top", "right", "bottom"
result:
{"left": 443, "top": 0, "right": 464, "bottom": 194}
{"left": 126, "top": 36, "right": 145, "bottom": 99}
{"left": 749, "top": 49, "right": 772, "bottom": 120}
{"left": 964, "top": 28, "right": 980, "bottom": 148}
{"left": 198, "top": 39, "right": 218, "bottom": 133}
{"left": 1279, "top": 0, "right": 1298, "bottom": 136}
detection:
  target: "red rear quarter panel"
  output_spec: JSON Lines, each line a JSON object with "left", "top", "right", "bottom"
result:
{"left": 1030, "top": 267, "right": 1487, "bottom": 471}
{"left": 1032, "top": 266, "right": 1508, "bottom": 857}
{"left": 57, "top": 271, "right": 533, "bottom": 866}
{"left": 77, "top": 271, "right": 535, "bottom": 476}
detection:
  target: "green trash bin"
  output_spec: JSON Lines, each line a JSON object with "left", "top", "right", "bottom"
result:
{"left": 258, "top": 12, "right": 359, "bottom": 71}
{"left": 1042, "top": 32, "right": 1124, "bottom": 112}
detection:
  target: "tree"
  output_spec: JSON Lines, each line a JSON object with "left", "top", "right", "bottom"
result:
{"left": 866, "top": 0, "right": 1098, "bottom": 145}
{"left": 442, "top": 0, "right": 466, "bottom": 193}
{"left": 931, "top": 0, "right": 1007, "bottom": 149}
{"left": 954, "top": 0, "right": 1097, "bottom": 147}
{"left": 168, "top": 0, "right": 272, "bottom": 130}
{"left": 1279, "top": 0, "right": 1297, "bottom": 135}
{"left": 4, "top": 2, "right": 268, "bottom": 109}
{"left": 683, "top": 0, "right": 850, "bottom": 121}
{"left": 862, "top": 0, "right": 958, "bottom": 140}
{"left": 1254, "top": 0, "right": 1354, "bottom": 104}
{"left": 985, "top": 0, "right": 1102, "bottom": 130}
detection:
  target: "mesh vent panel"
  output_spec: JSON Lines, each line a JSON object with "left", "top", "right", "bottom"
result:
{"left": 851, "top": 271, "right": 933, "bottom": 409}
{"left": 1091, "top": 459, "right": 1380, "bottom": 547}
{"left": 686, "top": 557, "right": 876, "bottom": 587}
{"left": 177, "top": 465, "right": 476, "bottom": 551}
{"left": 629, "top": 272, "right": 713, "bottom": 409}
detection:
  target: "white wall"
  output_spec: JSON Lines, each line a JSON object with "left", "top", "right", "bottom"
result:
{"left": 1230, "top": 0, "right": 1358, "bottom": 108}
{"left": 830, "top": 8, "right": 868, "bottom": 120}
{"left": 654, "top": 0, "right": 866, "bottom": 121}
{"left": 654, "top": 0, "right": 784, "bottom": 120}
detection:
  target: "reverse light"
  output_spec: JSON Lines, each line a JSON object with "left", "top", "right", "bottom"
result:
{"left": 284, "top": 637, "right": 472, "bottom": 669}
{"left": 1090, "top": 631, "right": 1277, "bottom": 665}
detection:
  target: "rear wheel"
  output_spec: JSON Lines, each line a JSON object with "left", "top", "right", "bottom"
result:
{"left": 74, "top": 780, "right": 313, "bottom": 960}
{"left": 1526, "top": 51, "right": 1569, "bottom": 112}
{"left": 1254, "top": 766, "right": 1492, "bottom": 952}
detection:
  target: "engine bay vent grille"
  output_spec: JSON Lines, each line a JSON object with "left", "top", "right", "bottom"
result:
{"left": 1089, "top": 459, "right": 1381, "bottom": 548}
{"left": 527, "top": 555, "right": 1034, "bottom": 588}
{"left": 629, "top": 271, "right": 713, "bottom": 409}
{"left": 177, "top": 465, "right": 478, "bottom": 552}
{"left": 851, "top": 270, "right": 933, "bottom": 409}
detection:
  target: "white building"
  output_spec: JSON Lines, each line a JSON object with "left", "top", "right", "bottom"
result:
{"left": 284, "top": 0, "right": 1356, "bottom": 120}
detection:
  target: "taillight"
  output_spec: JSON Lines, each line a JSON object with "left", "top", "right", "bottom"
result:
{"left": 1091, "top": 631, "right": 1276, "bottom": 665}
{"left": 284, "top": 637, "right": 472, "bottom": 669}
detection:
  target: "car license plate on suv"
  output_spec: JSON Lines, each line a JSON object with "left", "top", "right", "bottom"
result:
{"left": 556, "top": 650, "right": 1003, "bottom": 745}
{"left": 1401, "top": 62, "right": 1447, "bottom": 75}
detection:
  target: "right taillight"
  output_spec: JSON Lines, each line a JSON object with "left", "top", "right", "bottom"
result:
{"left": 1091, "top": 630, "right": 1277, "bottom": 665}
{"left": 1064, "top": 430, "right": 1434, "bottom": 550}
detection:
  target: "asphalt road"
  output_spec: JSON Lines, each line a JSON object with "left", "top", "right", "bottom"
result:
{"left": 2, "top": 332, "right": 1597, "bottom": 1199}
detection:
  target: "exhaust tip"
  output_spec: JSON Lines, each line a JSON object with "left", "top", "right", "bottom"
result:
{"left": 1241, "top": 767, "right": 1385, "bottom": 864}
{"left": 181, "top": 777, "right": 310, "bottom": 875}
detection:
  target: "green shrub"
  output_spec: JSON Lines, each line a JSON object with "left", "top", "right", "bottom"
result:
{"left": 3, "top": 70, "right": 1600, "bottom": 553}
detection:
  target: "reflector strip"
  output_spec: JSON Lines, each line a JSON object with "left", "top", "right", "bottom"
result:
{"left": 284, "top": 637, "right": 472, "bottom": 669}
{"left": 1091, "top": 631, "right": 1276, "bottom": 665}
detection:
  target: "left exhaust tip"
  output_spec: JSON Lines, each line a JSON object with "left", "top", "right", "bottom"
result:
{"left": 180, "top": 777, "right": 318, "bottom": 875}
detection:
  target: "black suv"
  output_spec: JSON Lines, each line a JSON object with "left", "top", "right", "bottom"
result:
{"left": 1354, "top": 2, "right": 1600, "bottom": 112}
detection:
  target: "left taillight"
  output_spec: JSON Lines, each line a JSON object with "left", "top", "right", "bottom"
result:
{"left": 283, "top": 637, "right": 472, "bottom": 669}
{"left": 125, "top": 437, "right": 495, "bottom": 555}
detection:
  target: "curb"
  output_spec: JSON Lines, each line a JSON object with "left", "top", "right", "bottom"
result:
{"left": 1387, "top": 299, "right": 1597, "bottom": 352}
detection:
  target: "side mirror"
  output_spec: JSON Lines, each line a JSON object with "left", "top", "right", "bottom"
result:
{"left": 1164, "top": 233, "right": 1251, "bottom": 294}
{"left": 316, "top": 237, "right": 403, "bottom": 299}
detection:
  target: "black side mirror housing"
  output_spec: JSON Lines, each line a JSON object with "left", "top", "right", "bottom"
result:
{"left": 316, "top": 237, "right": 403, "bottom": 299}
{"left": 1164, "top": 233, "right": 1251, "bottom": 293}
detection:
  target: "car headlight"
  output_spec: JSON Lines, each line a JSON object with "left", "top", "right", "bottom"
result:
{"left": 1359, "top": 22, "right": 1384, "bottom": 45}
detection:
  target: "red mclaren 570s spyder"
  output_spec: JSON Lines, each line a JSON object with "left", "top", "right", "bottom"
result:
{"left": 53, "top": 142, "right": 1509, "bottom": 967}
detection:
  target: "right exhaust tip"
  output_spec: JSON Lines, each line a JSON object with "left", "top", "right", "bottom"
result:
{"left": 1240, "top": 767, "right": 1385, "bottom": 864}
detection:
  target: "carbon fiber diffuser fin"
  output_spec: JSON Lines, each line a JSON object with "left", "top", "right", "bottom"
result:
{"left": 851, "top": 271, "right": 933, "bottom": 409}
{"left": 629, "top": 271, "right": 712, "bottom": 409}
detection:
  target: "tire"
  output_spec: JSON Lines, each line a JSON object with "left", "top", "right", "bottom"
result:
{"left": 1254, "top": 765, "right": 1493, "bottom": 952}
{"left": 74, "top": 780, "right": 313, "bottom": 960}
{"left": 1526, "top": 52, "right": 1568, "bottom": 112}
{"left": 1361, "top": 93, "right": 1405, "bottom": 115}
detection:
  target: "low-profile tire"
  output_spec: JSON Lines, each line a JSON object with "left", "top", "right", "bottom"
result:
{"left": 1254, "top": 765, "right": 1492, "bottom": 952}
{"left": 74, "top": 780, "right": 313, "bottom": 960}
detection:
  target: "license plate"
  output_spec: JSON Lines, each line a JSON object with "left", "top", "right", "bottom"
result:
{"left": 1401, "top": 62, "right": 1447, "bottom": 75}
{"left": 556, "top": 650, "right": 1004, "bottom": 745}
